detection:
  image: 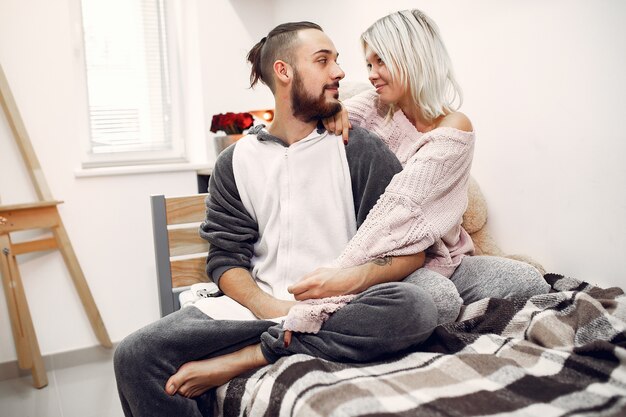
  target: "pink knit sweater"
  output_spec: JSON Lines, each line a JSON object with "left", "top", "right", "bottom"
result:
{"left": 337, "top": 89, "right": 476, "bottom": 278}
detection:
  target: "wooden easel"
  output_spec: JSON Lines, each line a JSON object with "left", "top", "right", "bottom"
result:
{"left": 0, "top": 63, "right": 112, "bottom": 388}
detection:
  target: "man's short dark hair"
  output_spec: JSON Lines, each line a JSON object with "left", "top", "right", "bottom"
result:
{"left": 247, "top": 21, "right": 323, "bottom": 92}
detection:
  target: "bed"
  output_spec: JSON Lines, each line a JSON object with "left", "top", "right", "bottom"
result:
{"left": 213, "top": 273, "right": 626, "bottom": 416}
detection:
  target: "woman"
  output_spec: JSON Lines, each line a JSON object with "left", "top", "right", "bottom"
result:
{"left": 320, "top": 9, "right": 550, "bottom": 323}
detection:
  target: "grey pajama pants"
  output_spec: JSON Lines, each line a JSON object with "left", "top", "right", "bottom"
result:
{"left": 114, "top": 281, "right": 438, "bottom": 417}
{"left": 404, "top": 255, "right": 551, "bottom": 325}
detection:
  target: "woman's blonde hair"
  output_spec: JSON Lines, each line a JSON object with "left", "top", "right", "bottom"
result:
{"left": 361, "top": 9, "right": 463, "bottom": 121}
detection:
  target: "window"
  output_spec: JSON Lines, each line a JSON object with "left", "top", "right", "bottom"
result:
{"left": 80, "top": 0, "right": 185, "bottom": 167}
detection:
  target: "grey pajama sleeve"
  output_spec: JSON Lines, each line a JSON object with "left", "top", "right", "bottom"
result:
{"left": 344, "top": 127, "right": 403, "bottom": 227}
{"left": 199, "top": 144, "right": 259, "bottom": 287}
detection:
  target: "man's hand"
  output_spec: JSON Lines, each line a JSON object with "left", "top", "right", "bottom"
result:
{"left": 321, "top": 106, "right": 351, "bottom": 144}
{"left": 249, "top": 292, "right": 296, "bottom": 320}
{"left": 219, "top": 268, "right": 295, "bottom": 320}
{"left": 287, "top": 266, "right": 364, "bottom": 300}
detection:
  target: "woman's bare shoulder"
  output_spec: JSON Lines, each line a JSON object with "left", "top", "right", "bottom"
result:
{"left": 438, "top": 112, "right": 473, "bottom": 132}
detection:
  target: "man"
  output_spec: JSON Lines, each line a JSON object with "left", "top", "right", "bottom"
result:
{"left": 114, "top": 21, "right": 438, "bottom": 417}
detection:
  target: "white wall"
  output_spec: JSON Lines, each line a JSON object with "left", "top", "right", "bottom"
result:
{"left": 199, "top": 0, "right": 275, "bottom": 162}
{"left": 1, "top": 0, "right": 624, "bottom": 363}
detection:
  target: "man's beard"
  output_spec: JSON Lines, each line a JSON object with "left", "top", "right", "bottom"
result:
{"left": 291, "top": 70, "right": 341, "bottom": 123}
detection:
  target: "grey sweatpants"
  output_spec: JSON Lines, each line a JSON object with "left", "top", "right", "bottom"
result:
{"left": 114, "top": 281, "right": 437, "bottom": 417}
{"left": 404, "top": 255, "right": 551, "bottom": 325}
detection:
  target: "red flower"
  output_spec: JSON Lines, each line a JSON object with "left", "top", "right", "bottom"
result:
{"left": 210, "top": 112, "right": 254, "bottom": 135}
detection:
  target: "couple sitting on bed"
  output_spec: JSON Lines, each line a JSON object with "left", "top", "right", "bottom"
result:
{"left": 114, "top": 9, "right": 550, "bottom": 417}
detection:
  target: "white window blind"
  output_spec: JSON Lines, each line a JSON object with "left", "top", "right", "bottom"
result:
{"left": 80, "top": 0, "right": 183, "bottom": 165}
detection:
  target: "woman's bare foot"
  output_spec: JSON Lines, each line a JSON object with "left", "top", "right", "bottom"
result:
{"left": 165, "top": 344, "right": 268, "bottom": 398}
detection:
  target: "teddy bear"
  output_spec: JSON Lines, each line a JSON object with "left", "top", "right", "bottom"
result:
{"left": 462, "top": 177, "right": 545, "bottom": 274}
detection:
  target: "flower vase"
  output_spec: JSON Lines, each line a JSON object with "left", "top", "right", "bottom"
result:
{"left": 213, "top": 133, "right": 245, "bottom": 156}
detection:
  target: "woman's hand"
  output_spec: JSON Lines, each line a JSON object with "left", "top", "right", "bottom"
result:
{"left": 282, "top": 265, "right": 366, "bottom": 348}
{"left": 287, "top": 266, "right": 364, "bottom": 300}
{"left": 322, "top": 106, "right": 351, "bottom": 144}
{"left": 283, "top": 266, "right": 361, "bottom": 348}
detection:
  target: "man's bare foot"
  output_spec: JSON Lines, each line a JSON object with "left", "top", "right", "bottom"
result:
{"left": 165, "top": 344, "right": 268, "bottom": 398}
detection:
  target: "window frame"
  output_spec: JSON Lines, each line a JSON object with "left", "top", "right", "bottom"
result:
{"left": 75, "top": 0, "right": 188, "bottom": 169}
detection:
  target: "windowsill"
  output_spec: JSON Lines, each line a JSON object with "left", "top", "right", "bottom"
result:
{"left": 74, "top": 162, "right": 214, "bottom": 178}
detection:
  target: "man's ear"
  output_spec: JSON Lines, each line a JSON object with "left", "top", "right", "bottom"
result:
{"left": 274, "top": 60, "right": 292, "bottom": 85}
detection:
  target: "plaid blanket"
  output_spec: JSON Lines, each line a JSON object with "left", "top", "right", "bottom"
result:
{"left": 215, "top": 274, "right": 626, "bottom": 416}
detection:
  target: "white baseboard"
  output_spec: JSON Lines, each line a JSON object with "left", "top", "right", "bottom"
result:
{"left": 0, "top": 343, "right": 119, "bottom": 382}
